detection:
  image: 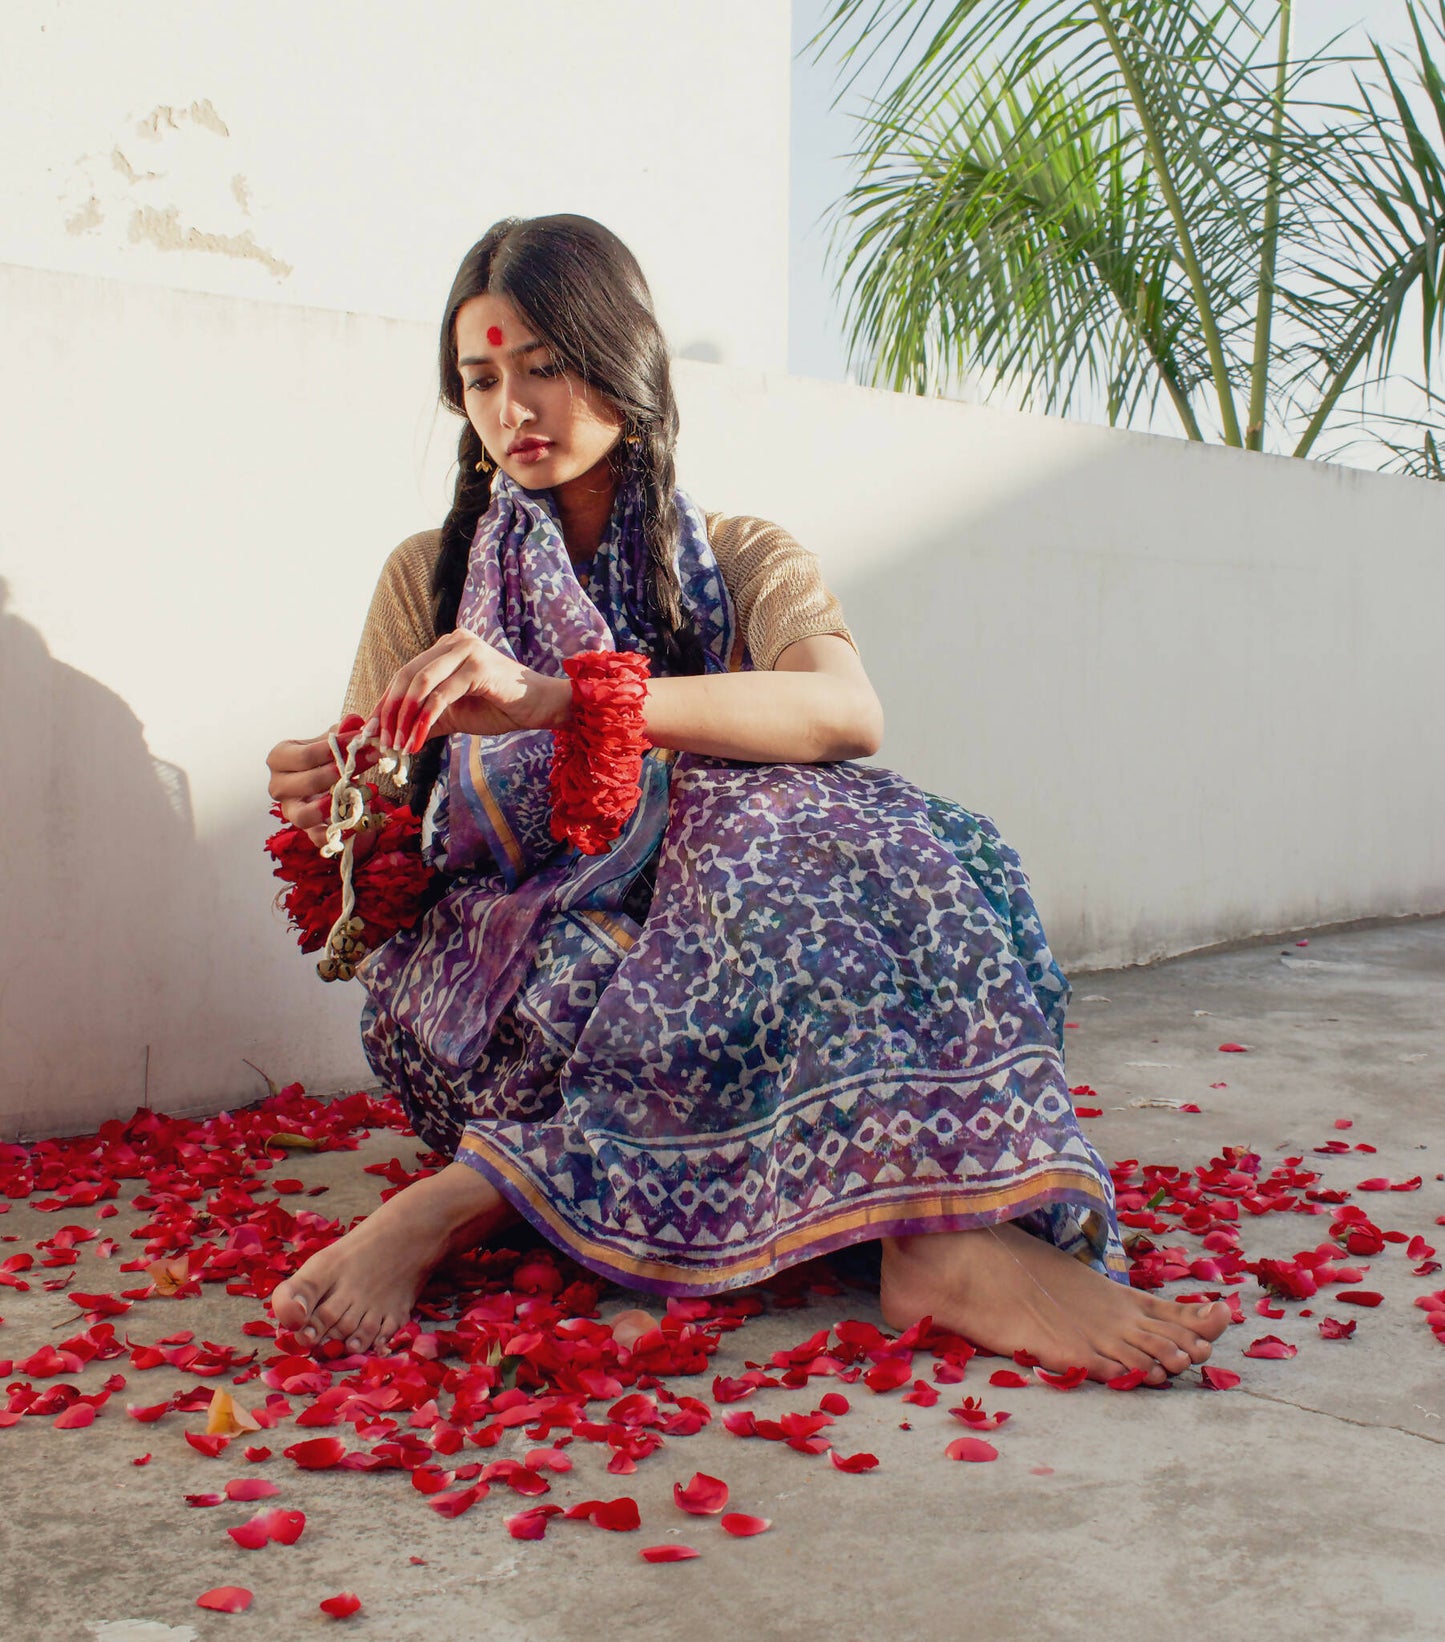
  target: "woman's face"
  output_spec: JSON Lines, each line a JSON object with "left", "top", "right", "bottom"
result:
{"left": 454, "top": 293, "right": 625, "bottom": 490}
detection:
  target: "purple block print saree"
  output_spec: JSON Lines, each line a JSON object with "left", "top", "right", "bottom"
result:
{"left": 357, "top": 473, "right": 1127, "bottom": 1296}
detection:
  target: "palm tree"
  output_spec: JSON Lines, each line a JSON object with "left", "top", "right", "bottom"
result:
{"left": 813, "top": 0, "right": 1445, "bottom": 474}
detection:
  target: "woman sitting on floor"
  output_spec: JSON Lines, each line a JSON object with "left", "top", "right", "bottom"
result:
{"left": 264, "top": 213, "right": 1228, "bottom": 1380}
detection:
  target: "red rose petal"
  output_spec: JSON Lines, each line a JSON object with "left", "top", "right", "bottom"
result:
{"left": 428, "top": 1485, "right": 486, "bottom": 1519}
{"left": 185, "top": 1431, "right": 230, "bottom": 1458}
{"left": 1033, "top": 1365, "right": 1088, "bottom": 1390}
{"left": 1318, "top": 1316, "right": 1357, "bottom": 1340}
{"left": 319, "top": 1593, "right": 362, "bottom": 1618}
{"left": 53, "top": 1403, "right": 96, "bottom": 1429}
{"left": 227, "top": 1519, "right": 271, "bottom": 1550}
{"left": 1105, "top": 1369, "right": 1149, "bottom": 1391}
{"left": 284, "top": 1435, "right": 347, "bottom": 1469}
{"left": 506, "top": 1505, "right": 563, "bottom": 1540}
{"left": 224, "top": 1477, "right": 281, "bottom": 1502}
{"left": 673, "top": 1472, "right": 729, "bottom": 1514}
{"left": 640, "top": 1545, "right": 700, "bottom": 1562}
{"left": 1217, "top": 1042, "right": 1250, "bottom": 1053}
{"left": 1199, "top": 1367, "right": 1241, "bottom": 1390}
{"left": 256, "top": 1508, "right": 306, "bottom": 1545}
{"left": 719, "top": 1512, "right": 771, "bottom": 1536}
{"left": 829, "top": 1451, "right": 879, "bottom": 1472}
{"left": 197, "top": 1587, "right": 253, "bottom": 1613}
{"left": 988, "top": 1370, "right": 1031, "bottom": 1389}
{"left": 1242, "top": 1335, "right": 1297, "bottom": 1359}
{"left": 1335, "top": 1290, "right": 1383, "bottom": 1307}
{"left": 862, "top": 1356, "right": 913, "bottom": 1393}
{"left": 945, "top": 1436, "right": 999, "bottom": 1462}
{"left": 185, "top": 1493, "right": 224, "bottom": 1507}
{"left": 818, "top": 1392, "right": 850, "bottom": 1416}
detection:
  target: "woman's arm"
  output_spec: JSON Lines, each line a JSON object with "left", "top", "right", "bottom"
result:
{"left": 643, "top": 635, "right": 883, "bottom": 762}
{"left": 372, "top": 630, "right": 885, "bottom": 765}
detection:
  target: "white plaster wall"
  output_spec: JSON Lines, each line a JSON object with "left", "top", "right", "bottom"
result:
{"left": 3, "top": 266, "right": 1442, "bottom": 1137}
{"left": 0, "top": 0, "right": 790, "bottom": 370}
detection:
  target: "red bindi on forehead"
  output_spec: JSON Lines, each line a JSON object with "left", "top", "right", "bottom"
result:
{"left": 486, "top": 325, "right": 504, "bottom": 347}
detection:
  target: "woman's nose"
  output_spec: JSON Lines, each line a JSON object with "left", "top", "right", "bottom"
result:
{"left": 499, "top": 384, "right": 535, "bottom": 429}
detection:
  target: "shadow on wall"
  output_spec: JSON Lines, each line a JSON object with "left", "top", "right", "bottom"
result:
{"left": 0, "top": 577, "right": 206, "bottom": 1136}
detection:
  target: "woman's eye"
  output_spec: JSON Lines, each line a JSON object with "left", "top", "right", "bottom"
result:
{"left": 464, "top": 377, "right": 495, "bottom": 393}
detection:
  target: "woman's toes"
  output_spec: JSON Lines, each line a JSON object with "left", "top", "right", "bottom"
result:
{"left": 323, "top": 1301, "right": 366, "bottom": 1351}
{"left": 272, "top": 1278, "right": 315, "bottom": 1334}
{"left": 1138, "top": 1332, "right": 1193, "bottom": 1374}
{"left": 1195, "top": 1301, "right": 1231, "bottom": 1338}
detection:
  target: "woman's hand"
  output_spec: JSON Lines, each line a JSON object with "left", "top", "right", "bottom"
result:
{"left": 373, "top": 631, "right": 571, "bottom": 753}
{"left": 266, "top": 713, "right": 378, "bottom": 848}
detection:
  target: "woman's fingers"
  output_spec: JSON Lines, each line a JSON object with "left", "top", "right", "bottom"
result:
{"left": 277, "top": 793, "right": 332, "bottom": 836}
{"left": 377, "top": 635, "right": 480, "bottom": 749}
{"left": 402, "top": 665, "right": 487, "bottom": 752}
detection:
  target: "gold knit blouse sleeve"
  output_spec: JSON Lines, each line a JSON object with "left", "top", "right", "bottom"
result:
{"left": 705, "top": 513, "right": 855, "bottom": 671}
{"left": 341, "top": 529, "right": 443, "bottom": 720}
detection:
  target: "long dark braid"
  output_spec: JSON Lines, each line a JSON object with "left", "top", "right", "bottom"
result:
{"left": 408, "top": 214, "right": 702, "bottom": 820}
{"left": 407, "top": 419, "right": 493, "bottom": 813}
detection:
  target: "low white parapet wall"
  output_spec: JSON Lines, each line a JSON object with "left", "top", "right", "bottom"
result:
{"left": 3, "top": 265, "right": 1442, "bottom": 1136}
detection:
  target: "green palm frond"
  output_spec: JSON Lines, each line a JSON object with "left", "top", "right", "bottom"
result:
{"left": 814, "top": 0, "right": 1445, "bottom": 473}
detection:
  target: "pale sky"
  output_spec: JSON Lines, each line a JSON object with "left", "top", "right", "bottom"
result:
{"left": 788, "top": 0, "right": 1429, "bottom": 425}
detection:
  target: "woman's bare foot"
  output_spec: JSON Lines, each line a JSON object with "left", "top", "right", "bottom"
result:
{"left": 881, "top": 1221, "right": 1231, "bottom": 1386}
{"left": 272, "top": 1161, "right": 515, "bottom": 1354}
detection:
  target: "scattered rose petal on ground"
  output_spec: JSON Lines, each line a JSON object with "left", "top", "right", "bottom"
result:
{"left": 428, "top": 1485, "right": 487, "bottom": 1519}
{"left": 1319, "top": 1317, "right": 1357, "bottom": 1340}
{"left": 641, "top": 1545, "right": 700, "bottom": 1562}
{"left": 319, "top": 1593, "right": 362, "bottom": 1617}
{"left": 1336, "top": 1290, "right": 1384, "bottom": 1307}
{"left": 1033, "top": 1366, "right": 1088, "bottom": 1390}
{"left": 1243, "top": 1336, "right": 1297, "bottom": 1360}
{"left": 988, "top": 1370, "right": 1031, "bottom": 1389}
{"left": 673, "top": 1473, "right": 729, "bottom": 1514}
{"left": 197, "top": 1587, "right": 253, "bottom": 1613}
{"left": 1217, "top": 1043, "right": 1250, "bottom": 1053}
{"left": 829, "top": 1451, "right": 879, "bottom": 1472}
{"left": 506, "top": 1505, "right": 564, "bottom": 1539}
{"left": 720, "top": 1513, "right": 771, "bottom": 1536}
{"left": 225, "top": 1477, "right": 280, "bottom": 1502}
{"left": 565, "top": 1497, "right": 641, "bottom": 1531}
{"left": 944, "top": 1437, "right": 999, "bottom": 1463}
{"left": 1199, "top": 1367, "right": 1241, "bottom": 1390}
{"left": 284, "top": 1436, "right": 347, "bottom": 1469}
{"left": 1105, "top": 1369, "right": 1150, "bottom": 1391}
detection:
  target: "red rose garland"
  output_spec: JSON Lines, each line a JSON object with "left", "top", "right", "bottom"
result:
{"left": 549, "top": 650, "right": 652, "bottom": 855}
{"left": 264, "top": 792, "right": 435, "bottom": 969}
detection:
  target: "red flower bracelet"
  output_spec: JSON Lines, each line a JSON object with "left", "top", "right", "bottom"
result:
{"left": 548, "top": 650, "right": 652, "bottom": 856}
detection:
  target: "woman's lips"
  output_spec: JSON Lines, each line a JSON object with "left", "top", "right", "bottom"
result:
{"left": 508, "top": 438, "right": 552, "bottom": 466}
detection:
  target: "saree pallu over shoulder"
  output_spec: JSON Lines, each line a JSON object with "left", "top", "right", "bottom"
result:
{"left": 357, "top": 475, "right": 1126, "bottom": 1295}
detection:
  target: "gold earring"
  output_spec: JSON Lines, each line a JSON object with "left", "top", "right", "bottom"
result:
{"left": 474, "top": 448, "right": 496, "bottom": 476}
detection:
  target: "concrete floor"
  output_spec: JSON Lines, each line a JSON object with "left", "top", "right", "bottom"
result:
{"left": 1, "top": 919, "right": 1442, "bottom": 1642}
